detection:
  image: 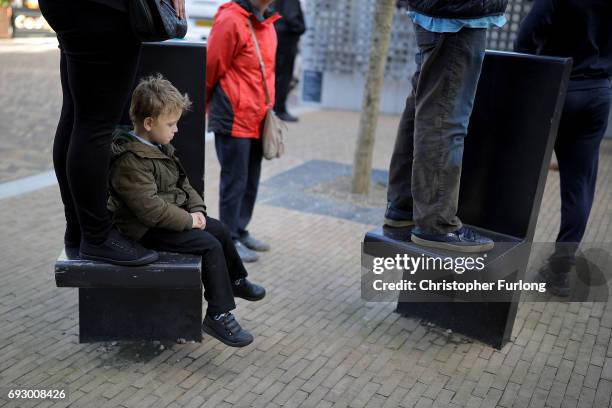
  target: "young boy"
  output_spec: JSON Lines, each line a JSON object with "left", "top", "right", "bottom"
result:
{"left": 107, "top": 74, "right": 265, "bottom": 348}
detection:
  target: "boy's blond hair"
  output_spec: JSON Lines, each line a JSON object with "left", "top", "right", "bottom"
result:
{"left": 129, "top": 74, "right": 192, "bottom": 126}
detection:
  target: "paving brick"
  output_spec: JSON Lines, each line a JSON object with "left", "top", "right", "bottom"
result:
{"left": 593, "top": 379, "right": 612, "bottom": 408}
{"left": 546, "top": 381, "right": 567, "bottom": 408}
{"left": 576, "top": 387, "right": 596, "bottom": 408}
{"left": 602, "top": 358, "right": 612, "bottom": 381}
{"left": 585, "top": 364, "right": 604, "bottom": 389}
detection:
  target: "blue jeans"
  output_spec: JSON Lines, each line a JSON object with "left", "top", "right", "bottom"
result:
{"left": 387, "top": 25, "right": 486, "bottom": 234}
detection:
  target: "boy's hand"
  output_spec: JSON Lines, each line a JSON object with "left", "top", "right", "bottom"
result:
{"left": 190, "top": 212, "right": 206, "bottom": 230}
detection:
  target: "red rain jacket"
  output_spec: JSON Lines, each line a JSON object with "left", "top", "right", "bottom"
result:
{"left": 206, "top": 1, "right": 281, "bottom": 138}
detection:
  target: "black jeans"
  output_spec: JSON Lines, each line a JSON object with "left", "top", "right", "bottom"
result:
{"left": 39, "top": 0, "right": 141, "bottom": 245}
{"left": 139, "top": 217, "right": 248, "bottom": 316}
{"left": 387, "top": 26, "right": 486, "bottom": 234}
{"left": 553, "top": 83, "right": 612, "bottom": 260}
{"left": 274, "top": 33, "right": 300, "bottom": 114}
{"left": 214, "top": 133, "right": 263, "bottom": 240}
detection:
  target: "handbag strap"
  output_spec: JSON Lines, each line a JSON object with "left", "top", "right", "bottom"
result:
{"left": 246, "top": 19, "right": 272, "bottom": 107}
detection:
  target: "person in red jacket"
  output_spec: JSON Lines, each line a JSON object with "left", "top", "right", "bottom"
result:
{"left": 206, "top": 0, "right": 279, "bottom": 262}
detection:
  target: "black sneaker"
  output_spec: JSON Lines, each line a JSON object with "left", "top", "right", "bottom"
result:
{"left": 239, "top": 233, "right": 270, "bottom": 252}
{"left": 384, "top": 204, "right": 414, "bottom": 228}
{"left": 79, "top": 228, "right": 159, "bottom": 266}
{"left": 538, "top": 260, "right": 571, "bottom": 297}
{"left": 202, "top": 313, "right": 253, "bottom": 347}
{"left": 232, "top": 278, "right": 266, "bottom": 301}
{"left": 411, "top": 226, "right": 494, "bottom": 253}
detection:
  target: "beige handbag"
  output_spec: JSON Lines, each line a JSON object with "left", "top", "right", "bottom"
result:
{"left": 247, "top": 20, "right": 287, "bottom": 160}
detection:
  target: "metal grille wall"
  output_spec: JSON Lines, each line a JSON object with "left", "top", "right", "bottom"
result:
{"left": 301, "top": 0, "right": 534, "bottom": 81}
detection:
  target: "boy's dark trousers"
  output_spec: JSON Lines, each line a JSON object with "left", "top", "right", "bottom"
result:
{"left": 552, "top": 83, "right": 612, "bottom": 261}
{"left": 214, "top": 133, "right": 263, "bottom": 240}
{"left": 139, "top": 217, "right": 248, "bottom": 316}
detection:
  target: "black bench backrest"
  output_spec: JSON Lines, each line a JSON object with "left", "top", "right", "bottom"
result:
{"left": 121, "top": 41, "right": 207, "bottom": 196}
{"left": 458, "top": 51, "right": 571, "bottom": 241}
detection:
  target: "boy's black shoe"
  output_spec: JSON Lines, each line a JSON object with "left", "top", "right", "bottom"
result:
{"left": 384, "top": 204, "right": 414, "bottom": 228}
{"left": 202, "top": 313, "right": 253, "bottom": 347}
{"left": 538, "top": 260, "right": 571, "bottom": 297}
{"left": 79, "top": 228, "right": 159, "bottom": 266}
{"left": 232, "top": 278, "right": 266, "bottom": 301}
{"left": 411, "top": 226, "right": 494, "bottom": 253}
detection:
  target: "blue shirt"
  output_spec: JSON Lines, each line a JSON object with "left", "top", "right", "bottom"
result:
{"left": 408, "top": 11, "right": 507, "bottom": 33}
{"left": 130, "top": 131, "right": 159, "bottom": 148}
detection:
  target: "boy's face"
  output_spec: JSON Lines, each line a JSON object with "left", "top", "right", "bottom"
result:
{"left": 144, "top": 110, "right": 182, "bottom": 145}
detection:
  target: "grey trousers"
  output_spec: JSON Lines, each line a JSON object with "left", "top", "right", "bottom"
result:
{"left": 387, "top": 25, "right": 486, "bottom": 234}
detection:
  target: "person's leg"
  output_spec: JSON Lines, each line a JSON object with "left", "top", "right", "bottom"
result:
{"left": 274, "top": 35, "right": 299, "bottom": 120}
{"left": 215, "top": 133, "right": 251, "bottom": 240}
{"left": 53, "top": 47, "right": 80, "bottom": 250}
{"left": 39, "top": 0, "right": 156, "bottom": 265}
{"left": 64, "top": 26, "right": 141, "bottom": 244}
{"left": 411, "top": 26, "right": 486, "bottom": 235}
{"left": 139, "top": 227, "right": 256, "bottom": 347}
{"left": 39, "top": 1, "right": 141, "bottom": 243}
{"left": 274, "top": 35, "right": 291, "bottom": 114}
{"left": 385, "top": 46, "right": 421, "bottom": 226}
{"left": 204, "top": 217, "right": 266, "bottom": 300}
{"left": 202, "top": 217, "right": 248, "bottom": 281}
{"left": 554, "top": 86, "right": 611, "bottom": 260}
{"left": 139, "top": 228, "right": 237, "bottom": 316}
{"left": 237, "top": 137, "right": 263, "bottom": 238}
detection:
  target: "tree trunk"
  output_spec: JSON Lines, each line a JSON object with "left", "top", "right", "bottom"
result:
{"left": 351, "top": 0, "right": 396, "bottom": 194}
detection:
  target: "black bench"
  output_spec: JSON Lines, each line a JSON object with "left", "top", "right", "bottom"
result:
{"left": 54, "top": 41, "right": 208, "bottom": 343}
{"left": 364, "top": 51, "right": 572, "bottom": 349}
{"left": 55, "top": 251, "right": 203, "bottom": 343}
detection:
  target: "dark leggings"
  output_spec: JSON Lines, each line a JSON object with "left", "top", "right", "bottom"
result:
{"left": 39, "top": 0, "right": 141, "bottom": 245}
{"left": 139, "top": 217, "right": 248, "bottom": 316}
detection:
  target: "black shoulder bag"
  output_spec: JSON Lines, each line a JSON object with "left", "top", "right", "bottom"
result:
{"left": 129, "top": 0, "right": 188, "bottom": 42}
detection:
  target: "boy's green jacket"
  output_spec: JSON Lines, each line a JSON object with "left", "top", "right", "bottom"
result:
{"left": 107, "top": 128, "right": 206, "bottom": 241}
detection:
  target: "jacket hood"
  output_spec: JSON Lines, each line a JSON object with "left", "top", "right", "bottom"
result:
{"left": 219, "top": 0, "right": 280, "bottom": 24}
{"left": 111, "top": 127, "right": 176, "bottom": 160}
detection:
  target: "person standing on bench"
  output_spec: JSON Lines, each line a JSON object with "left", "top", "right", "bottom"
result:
{"left": 38, "top": 0, "right": 188, "bottom": 266}
{"left": 515, "top": 0, "right": 612, "bottom": 296}
{"left": 384, "top": 0, "right": 508, "bottom": 253}
{"left": 108, "top": 75, "right": 266, "bottom": 348}
{"left": 206, "top": 0, "right": 280, "bottom": 263}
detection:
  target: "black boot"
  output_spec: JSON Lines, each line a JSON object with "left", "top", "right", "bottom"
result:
{"left": 232, "top": 278, "right": 266, "bottom": 301}
{"left": 538, "top": 258, "right": 571, "bottom": 297}
{"left": 202, "top": 313, "right": 253, "bottom": 347}
{"left": 79, "top": 228, "right": 159, "bottom": 266}
{"left": 276, "top": 111, "right": 299, "bottom": 122}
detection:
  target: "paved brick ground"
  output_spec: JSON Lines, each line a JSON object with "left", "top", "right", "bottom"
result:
{"left": 0, "top": 42, "right": 611, "bottom": 408}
